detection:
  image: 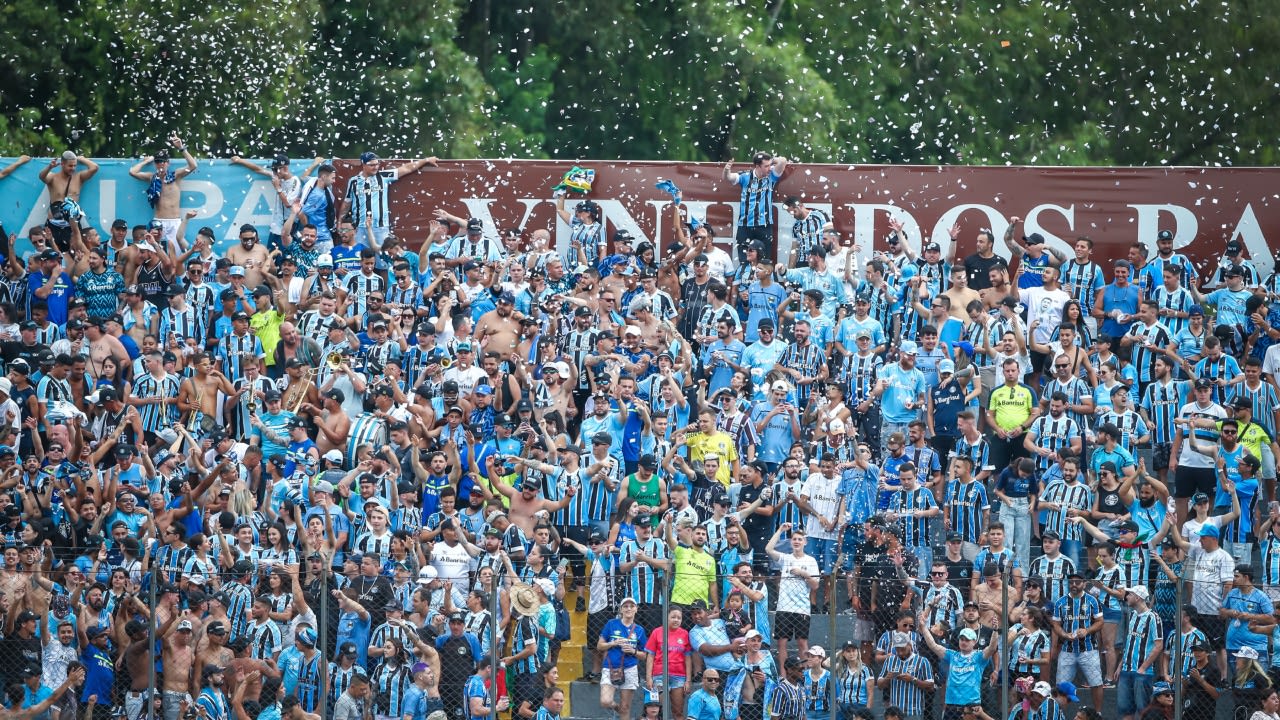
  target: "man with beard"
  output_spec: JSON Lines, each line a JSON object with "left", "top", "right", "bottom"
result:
{"left": 1024, "top": 392, "right": 1082, "bottom": 477}
{"left": 1052, "top": 572, "right": 1105, "bottom": 710}
{"left": 195, "top": 664, "right": 230, "bottom": 720}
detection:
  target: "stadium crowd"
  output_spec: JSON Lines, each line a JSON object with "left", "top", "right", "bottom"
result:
{"left": 0, "top": 146, "right": 1278, "bottom": 720}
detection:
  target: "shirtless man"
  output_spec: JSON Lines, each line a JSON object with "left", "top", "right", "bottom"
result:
{"left": 124, "top": 619, "right": 156, "bottom": 720}
{"left": 476, "top": 289, "right": 524, "bottom": 356}
{"left": 176, "top": 353, "right": 240, "bottom": 436}
{"left": 39, "top": 151, "right": 99, "bottom": 253}
{"left": 225, "top": 225, "right": 273, "bottom": 289}
{"left": 128, "top": 135, "right": 199, "bottom": 252}
{"left": 86, "top": 318, "right": 131, "bottom": 381}
{"left": 194, "top": 620, "right": 235, "bottom": 690}
{"left": 941, "top": 264, "right": 982, "bottom": 322}
{"left": 226, "top": 638, "right": 280, "bottom": 714}
{"left": 299, "top": 389, "right": 351, "bottom": 455}
{"left": 162, "top": 611, "right": 200, "bottom": 719}
{"left": 490, "top": 454, "right": 577, "bottom": 534}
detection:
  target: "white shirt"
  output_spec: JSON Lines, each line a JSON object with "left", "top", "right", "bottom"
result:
{"left": 705, "top": 247, "right": 735, "bottom": 284}
{"left": 1175, "top": 401, "right": 1227, "bottom": 468}
{"left": 776, "top": 552, "right": 819, "bottom": 614}
{"left": 431, "top": 540, "right": 473, "bottom": 585}
{"left": 1264, "top": 343, "right": 1280, "bottom": 379}
{"left": 1187, "top": 544, "right": 1235, "bottom": 614}
{"left": 800, "top": 473, "right": 842, "bottom": 541}
{"left": 1019, "top": 286, "right": 1071, "bottom": 344}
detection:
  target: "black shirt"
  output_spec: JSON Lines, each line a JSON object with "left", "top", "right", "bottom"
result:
{"left": 963, "top": 253, "right": 1008, "bottom": 292}
{"left": 737, "top": 482, "right": 771, "bottom": 545}
{"left": 943, "top": 554, "right": 973, "bottom": 599}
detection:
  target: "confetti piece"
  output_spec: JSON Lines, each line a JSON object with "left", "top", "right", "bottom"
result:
{"left": 1000, "top": 40, "right": 1011, "bottom": 47}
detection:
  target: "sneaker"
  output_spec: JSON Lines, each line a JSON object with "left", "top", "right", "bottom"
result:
{"left": 575, "top": 595, "right": 586, "bottom": 613}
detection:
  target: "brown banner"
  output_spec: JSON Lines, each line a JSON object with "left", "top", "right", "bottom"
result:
{"left": 334, "top": 160, "right": 1280, "bottom": 275}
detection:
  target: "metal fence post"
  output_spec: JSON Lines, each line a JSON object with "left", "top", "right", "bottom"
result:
{"left": 1174, "top": 573, "right": 1184, "bottom": 720}
{"left": 317, "top": 576, "right": 329, "bottom": 720}
{"left": 829, "top": 557, "right": 839, "bottom": 720}
{"left": 1000, "top": 565, "right": 1010, "bottom": 720}
{"left": 490, "top": 579, "right": 501, "bottom": 715}
{"left": 147, "top": 570, "right": 158, "bottom": 720}
{"left": 660, "top": 568, "right": 670, "bottom": 720}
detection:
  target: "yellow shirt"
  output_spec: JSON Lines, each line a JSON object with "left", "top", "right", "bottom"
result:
{"left": 990, "top": 383, "right": 1035, "bottom": 430}
{"left": 670, "top": 545, "right": 715, "bottom": 605}
{"left": 250, "top": 309, "right": 286, "bottom": 366}
{"left": 685, "top": 431, "right": 737, "bottom": 486}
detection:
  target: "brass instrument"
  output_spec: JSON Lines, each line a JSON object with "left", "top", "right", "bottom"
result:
{"left": 439, "top": 356, "right": 453, "bottom": 369}
{"left": 326, "top": 351, "right": 344, "bottom": 369}
{"left": 246, "top": 398, "right": 257, "bottom": 414}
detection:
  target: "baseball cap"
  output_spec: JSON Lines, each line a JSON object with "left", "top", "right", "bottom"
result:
{"left": 1056, "top": 682, "right": 1080, "bottom": 702}
{"left": 899, "top": 340, "right": 919, "bottom": 355}
{"left": 1200, "top": 524, "right": 1220, "bottom": 539}
{"left": 938, "top": 359, "right": 955, "bottom": 374}
{"left": 1237, "top": 646, "right": 1260, "bottom": 660}
{"left": 1031, "top": 681, "right": 1052, "bottom": 698}
{"left": 1151, "top": 680, "right": 1172, "bottom": 696}
{"left": 1124, "top": 585, "right": 1150, "bottom": 602}
{"left": 891, "top": 631, "right": 911, "bottom": 648}
{"left": 958, "top": 628, "right": 978, "bottom": 641}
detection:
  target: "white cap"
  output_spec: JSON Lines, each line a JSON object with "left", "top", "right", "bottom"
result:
{"left": 1124, "top": 585, "right": 1150, "bottom": 602}
{"left": 317, "top": 253, "right": 334, "bottom": 267}
{"left": 891, "top": 631, "right": 911, "bottom": 648}
{"left": 743, "top": 629, "right": 762, "bottom": 640}
{"left": 828, "top": 418, "right": 845, "bottom": 434}
{"left": 135, "top": 241, "right": 156, "bottom": 253}
{"left": 1238, "top": 646, "right": 1261, "bottom": 660}
{"left": 534, "top": 578, "right": 555, "bottom": 596}
{"left": 770, "top": 380, "right": 790, "bottom": 394}
{"left": 0, "top": 377, "right": 11, "bottom": 396}
{"left": 806, "top": 645, "right": 826, "bottom": 658}
{"left": 1031, "top": 681, "right": 1053, "bottom": 698}
{"left": 416, "top": 566, "right": 438, "bottom": 585}
{"left": 619, "top": 597, "right": 637, "bottom": 606}
{"left": 323, "top": 449, "right": 344, "bottom": 463}
{"left": 624, "top": 325, "right": 642, "bottom": 337}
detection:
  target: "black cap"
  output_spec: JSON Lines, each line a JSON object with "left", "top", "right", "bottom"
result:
{"left": 638, "top": 454, "right": 658, "bottom": 469}
{"left": 946, "top": 531, "right": 963, "bottom": 542}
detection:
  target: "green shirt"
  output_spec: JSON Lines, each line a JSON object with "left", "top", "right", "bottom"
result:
{"left": 671, "top": 545, "right": 715, "bottom": 605}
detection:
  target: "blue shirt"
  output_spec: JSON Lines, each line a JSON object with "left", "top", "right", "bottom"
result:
{"left": 943, "top": 649, "right": 989, "bottom": 705}
{"left": 336, "top": 610, "right": 371, "bottom": 667}
{"left": 877, "top": 362, "right": 927, "bottom": 423}
{"left": 1224, "top": 587, "right": 1273, "bottom": 654}
{"left": 686, "top": 688, "right": 721, "bottom": 720}
{"left": 79, "top": 645, "right": 114, "bottom": 703}
{"left": 1207, "top": 287, "right": 1252, "bottom": 327}
{"left": 750, "top": 400, "right": 797, "bottom": 465}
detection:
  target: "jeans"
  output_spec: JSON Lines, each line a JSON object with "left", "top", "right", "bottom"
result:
{"left": 1116, "top": 671, "right": 1153, "bottom": 716}
{"left": 806, "top": 537, "right": 839, "bottom": 573}
{"left": 1061, "top": 538, "right": 1085, "bottom": 571}
{"left": 999, "top": 497, "right": 1033, "bottom": 570}
{"left": 912, "top": 545, "right": 933, "bottom": 581}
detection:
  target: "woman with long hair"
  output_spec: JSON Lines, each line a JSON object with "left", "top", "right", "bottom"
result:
{"left": 606, "top": 498, "right": 640, "bottom": 548}
{"left": 370, "top": 638, "right": 414, "bottom": 720}
{"left": 643, "top": 608, "right": 691, "bottom": 720}
{"left": 264, "top": 567, "right": 294, "bottom": 631}
{"left": 261, "top": 522, "right": 298, "bottom": 567}
{"left": 1235, "top": 647, "right": 1274, "bottom": 713}
{"left": 1137, "top": 681, "right": 1175, "bottom": 720}
{"left": 833, "top": 640, "right": 874, "bottom": 715}
{"left": 1004, "top": 606, "right": 1051, "bottom": 681}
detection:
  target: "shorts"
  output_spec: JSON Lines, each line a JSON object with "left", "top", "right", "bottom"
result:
{"left": 1152, "top": 443, "right": 1172, "bottom": 472}
{"left": 1028, "top": 350, "right": 1049, "bottom": 377}
{"left": 774, "top": 610, "right": 811, "bottom": 640}
{"left": 1174, "top": 465, "right": 1217, "bottom": 499}
{"left": 510, "top": 672, "right": 541, "bottom": 710}
{"left": 651, "top": 675, "right": 686, "bottom": 691}
{"left": 154, "top": 217, "right": 182, "bottom": 249}
{"left": 1195, "top": 613, "right": 1226, "bottom": 650}
{"left": 1102, "top": 607, "right": 1123, "bottom": 624}
{"left": 805, "top": 537, "right": 838, "bottom": 572}
{"left": 602, "top": 664, "right": 640, "bottom": 690}
{"left": 1057, "top": 649, "right": 1103, "bottom": 687}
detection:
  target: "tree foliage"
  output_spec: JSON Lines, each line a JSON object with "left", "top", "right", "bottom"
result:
{"left": 0, "top": 0, "right": 1276, "bottom": 165}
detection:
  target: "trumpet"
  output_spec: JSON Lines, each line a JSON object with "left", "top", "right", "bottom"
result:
{"left": 439, "top": 357, "right": 453, "bottom": 369}
{"left": 246, "top": 399, "right": 257, "bottom": 414}
{"left": 326, "top": 351, "right": 344, "bottom": 369}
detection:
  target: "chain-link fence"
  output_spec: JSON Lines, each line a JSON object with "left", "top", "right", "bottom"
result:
{"left": 3, "top": 522, "right": 1274, "bottom": 720}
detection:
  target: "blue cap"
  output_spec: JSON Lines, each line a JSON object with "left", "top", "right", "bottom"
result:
{"left": 359, "top": 151, "right": 378, "bottom": 164}
{"left": 951, "top": 341, "right": 975, "bottom": 357}
{"left": 1055, "top": 682, "right": 1079, "bottom": 702}
{"left": 1152, "top": 681, "right": 1172, "bottom": 696}
{"left": 1199, "top": 524, "right": 1220, "bottom": 539}
{"left": 899, "top": 340, "right": 919, "bottom": 355}
{"left": 475, "top": 385, "right": 494, "bottom": 396}
{"left": 1188, "top": 304, "right": 1204, "bottom": 317}
{"left": 938, "top": 359, "right": 956, "bottom": 374}
{"left": 297, "top": 627, "right": 317, "bottom": 646}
